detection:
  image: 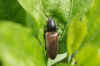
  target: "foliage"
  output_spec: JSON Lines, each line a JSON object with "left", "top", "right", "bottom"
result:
{"left": 0, "top": 0, "right": 100, "bottom": 66}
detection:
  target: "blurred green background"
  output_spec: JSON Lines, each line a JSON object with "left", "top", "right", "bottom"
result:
{"left": 0, "top": 0, "right": 100, "bottom": 66}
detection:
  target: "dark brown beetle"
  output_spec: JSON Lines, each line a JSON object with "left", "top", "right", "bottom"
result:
{"left": 44, "top": 18, "right": 58, "bottom": 59}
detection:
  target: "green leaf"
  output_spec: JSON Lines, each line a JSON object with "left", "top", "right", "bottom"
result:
{"left": 66, "top": 0, "right": 94, "bottom": 63}
{"left": 76, "top": 0, "right": 100, "bottom": 65}
{"left": 0, "top": 0, "right": 27, "bottom": 26}
{"left": 76, "top": 44, "right": 100, "bottom": 66}
{"left": 0, "top": 21, "right": 46, "bottom": 66}
{"left": 86, "top": 0, "right": 100, "bottom": 41}
{"left": 18, "top": 0, "right": 47, "bottom": 45}
{"left": 70, "top": 0, "right": 93, "bottom": 18}
{"left": 67, "top": 16, "right": 87, "bottom": 55}
{"left": 60, "top": 0, "right": 93, "bottom": 54}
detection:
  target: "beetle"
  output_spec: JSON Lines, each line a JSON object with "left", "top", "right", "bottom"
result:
{"left": 44, "top": 18, "right": 58, "bottom": 59}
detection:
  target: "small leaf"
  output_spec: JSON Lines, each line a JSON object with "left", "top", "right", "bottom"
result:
{"left": 67, "top": 16, "right": 87, "bottom": 55}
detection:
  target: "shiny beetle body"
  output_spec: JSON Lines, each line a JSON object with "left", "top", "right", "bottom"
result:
{"left": 44, "top": 18, "right": 58, "bottom": 59}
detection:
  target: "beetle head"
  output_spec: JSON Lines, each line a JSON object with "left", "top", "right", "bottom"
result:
{"left": 46, "top": 18, "right": 56, "bottom": 32}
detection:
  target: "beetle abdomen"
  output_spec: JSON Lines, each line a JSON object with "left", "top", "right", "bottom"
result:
{"left": 46, "top": 32, "right": 58, "bottom": 59}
